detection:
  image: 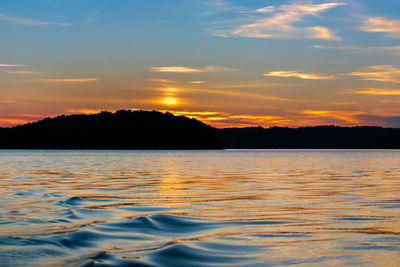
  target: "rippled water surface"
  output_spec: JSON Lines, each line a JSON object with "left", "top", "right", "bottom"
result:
{"left": 1, "top": 150, "right": 400, "bottom": 266}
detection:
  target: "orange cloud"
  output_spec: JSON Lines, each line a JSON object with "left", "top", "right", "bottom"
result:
{"left": 361, "top": 17, "right": 400, "bottom": 38}
{"left": 7, "top": 71, "right": 43, "bottom": 75}
{"left": 149, "top": 66, "right": 237, "bottom": 73}
{"left": 35, "top": 78, "right": 99, "bottom": 83}
{"left": 347, "top": 65, "right": 400, "bottom": 83}
{"left": 148, "top": 78, "right": 176, "bottom": 83}
{"left": 171, "top": 111, "right": 227, "bottom": 117}
{"left": 190, "top": 81, "right": 207, "bottom": 84}
{"left": 0, "top": 64, "right": 25, "bottom": 67}
{"left": 164, "top": 110, "right": 289, "bottom": 128}
{"left": 3, "top": 108, "right": 398, "bottom": 129}
{"left": 302, "top": 110, "right": 365, "bottom": 124}
{"left": 341, "top": 88, "right": 400, "bottom": 95}
{"left": 0, "top": 113, "right": 56, "bottom": 127}
{"left": 66, "top": 109, "right": 104, "bottom": 114}
{"left": 264, "top": 70, "right": 335, "bottom": 80}
{"left": 156, "top": 86, "right": 291, "bottom": 102}
{"left": 0, "top": 118, "right": 31, "bottom": 127}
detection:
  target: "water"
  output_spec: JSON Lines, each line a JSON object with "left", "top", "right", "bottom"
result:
{"left": 1, "top": 150, "right": 400, "bottom": 266}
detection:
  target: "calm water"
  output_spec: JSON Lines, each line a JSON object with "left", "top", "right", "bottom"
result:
{"left": 1, "top": 150, "right": 400, "bottom": 266}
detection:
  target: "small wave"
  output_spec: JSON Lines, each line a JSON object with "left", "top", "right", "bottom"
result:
{"left": 97, "top": 214, "right": 214, "bottom": 236}
{"left": 79, "top": 251, "right": 155, "bottom": 267}
{"left": 97, "top": 214, "right": 294, "bottom": 238}
{"left": 149, "top": 243, "right": 253, "bottom": 267}
{"left": 61, "top": 196, "right": 86, "bottom": 206}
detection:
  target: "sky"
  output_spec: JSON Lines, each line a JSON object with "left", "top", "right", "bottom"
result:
{"left": 1, "top": 0, "right": 400, "bottom": 128}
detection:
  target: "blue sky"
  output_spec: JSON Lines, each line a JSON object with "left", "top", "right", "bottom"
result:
{"left": 1, "top": 0, "right": 400, "bottom": 127}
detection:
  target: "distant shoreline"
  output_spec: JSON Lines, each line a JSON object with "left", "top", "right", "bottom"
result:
{"left": 1, "top": 110, "right": 400, "bottom": 149}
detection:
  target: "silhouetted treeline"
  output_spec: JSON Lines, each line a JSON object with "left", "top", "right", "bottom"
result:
{"left": 219, "top": 126, "right": 400, "bottom": 149}
{"left": 0, "top": 110, "right": 222, "bottom": 149}
{"left": 1, "top": 111, "right": 400, "bottom": 149}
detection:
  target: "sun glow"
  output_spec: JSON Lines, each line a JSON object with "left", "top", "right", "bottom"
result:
{"left": 161, "top": 97, "right": 179, "bottom": 105}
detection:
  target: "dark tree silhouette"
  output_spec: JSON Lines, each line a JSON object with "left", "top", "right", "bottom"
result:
{"left": 1, "top": 110, "right": 400, "bottom": 149}
{"left": 220, "top": 125, "right": 400, "bottom": 149}
{"left": 0, "top": 110, "right": 223, "bottom": 149}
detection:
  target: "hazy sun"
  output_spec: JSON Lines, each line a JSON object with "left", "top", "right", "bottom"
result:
{"left": 161, "top": 97, "right": 179, "bottom": 105}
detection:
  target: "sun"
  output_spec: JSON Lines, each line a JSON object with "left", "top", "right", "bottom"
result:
{"left": 161, "top": 97, "right": 179, "bottom": 105}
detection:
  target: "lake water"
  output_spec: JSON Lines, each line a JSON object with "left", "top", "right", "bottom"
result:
{"left": 1, "top": 150, "right": 400, "bottom": 266}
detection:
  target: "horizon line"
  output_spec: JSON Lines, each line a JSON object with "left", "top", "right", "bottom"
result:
{"left": 0, "top": 109, "right": 393, "bottom": 130}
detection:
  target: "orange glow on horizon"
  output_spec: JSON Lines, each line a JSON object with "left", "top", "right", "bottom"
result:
{"left": 2, "top": 108, "right": 399, "bottom": 129}
{"left": 66, "top": 109, "right": 104, "bottom": 114}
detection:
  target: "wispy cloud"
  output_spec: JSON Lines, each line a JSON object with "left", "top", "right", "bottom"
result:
{"left": 312, "top": 45, "right": 400, "bottom": 55}
{"left": 150, "top": 66, "right": 237, "bottom": 73}
{"left": 7, "top": 71, "right": 43, "bottom": 75}
{"left": 213, "top": 2, "right": 345, "bottom": 40}
{"left": 35, "top": 78, "right": 99, "bottom": 83}
{"left": 212, "top": 81, "right": 292, "bottom": 89}
{"left": 0, "top": 13, "right": 72, "bottom": 26}
{"left": 148, "top": 78, "right": 288, "bottom": 89}
{"left": 156, "top": 86, "right": 290, "bottom": 102}
{"left": 167, "top": 110, "right": 288, "bottom": 128}
{"left": 66, "top": 109, "right": 104, "bottom": 114}
{"left": 347, "top": 65, "right": 400, "bottom": 83}
{"left": 264, "top": 70, "right": 335, "bottom": 80}
{"left": 190, "top": 81, "right": 208, "bottom": 84}
{"left": 200, "top": 0, "right": 250, "bottom": 16}
{"left": 302, "top": 110, "right": 365, "bottom": 124}
{"left": 0, "top": 113, "right": 55, "bottom": 127}
{"left": 148, "top": 78, "right": 177, "bottom": 83}
{"left": 341, "top": 88, "right": 400, "bottom": 95}
{"left": 0, "top": 64, "right": 25, "bottom": 67}
{"left": 361, "top": 17, "right": 400, "bottom": 38}
{"left": 256, "top": 6, "right": 275, "bottom": 13}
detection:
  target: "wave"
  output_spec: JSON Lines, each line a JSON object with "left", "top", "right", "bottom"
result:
{"left": 0, "top": 213, "right": 295, "bottom": 266}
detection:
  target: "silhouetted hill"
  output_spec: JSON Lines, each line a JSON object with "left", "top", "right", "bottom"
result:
{"left": 219, "top": 126, "right": 400, "bottom": 149}
{"left": 0, "top": 110, "right": 223, "bottom": 149}
{"left": 1, "top": 111, "right": 400, "bottom": 149}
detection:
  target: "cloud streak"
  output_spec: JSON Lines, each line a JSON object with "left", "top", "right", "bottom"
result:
{"left": 347, "top": 65, "right": 400, "bottom": 83}
{"left": 302, "top": 110, "right": 365, "bottom": 124}
{"left": 264, "top": 70, "right": 335, "bottom": 80}
{"left": 0, "top": 64, "right": 25, "bottom": 67}
{"left": 150, "top": 66, "right": 237, "bottom": 73}
{"left": 312, "top": 45, "right": 400, "bottom": 55}
{"left": 7, "top": 71, "right": 43, "bottom": 75}
{"left": 213, "top": 2, "right": 345, "bottom": 40}
{"left": 361, "top": 17, "right": 400, "bottom": 38}
{"left": 341, "top": 88, "right": 400, "bottom": 96}
{"left": 0, "top": 13, "right": 72, "bottom": 26}
{"left": 66, "top": 109, "right": 104, "bottom": 114}
{"left": 156, "top": 86, "right": 290, "bottom": 102}
{"left": 35, "top": 78, "right": 99, "bottom": 83}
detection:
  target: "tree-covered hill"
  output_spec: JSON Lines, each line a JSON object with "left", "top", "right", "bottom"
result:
{"left": 220, "top": 126, "right": 400, "bottom": 149}
{"left": 0, "top": 110, "right": 223, "bottom": 149}
{"left": 1, "top": 111, "right": 400, "bottom": 149}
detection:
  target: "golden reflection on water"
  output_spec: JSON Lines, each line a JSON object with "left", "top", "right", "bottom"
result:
{"left": 1, "top": 150, "right": 400, "bottom": 266}
{"left": 159, "top": 170, "right": 185, "bottom": 204}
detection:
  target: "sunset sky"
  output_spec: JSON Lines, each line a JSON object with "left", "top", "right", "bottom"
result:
{"left": 1, "top": 0, "right": 400, "bottom": 128}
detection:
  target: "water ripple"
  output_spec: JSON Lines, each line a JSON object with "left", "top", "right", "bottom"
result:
{"left": 1, "top": 150, "right": 400, "bottom": 266}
